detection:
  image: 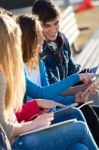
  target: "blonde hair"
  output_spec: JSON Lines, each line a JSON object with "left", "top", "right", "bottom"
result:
{"left": 0, "top": 14, "right": 25, "bottom": 114}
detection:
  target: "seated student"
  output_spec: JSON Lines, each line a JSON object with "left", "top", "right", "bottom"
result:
{"left": 0, "top": 14, "right": 98, "bottom": 150}
{"left": 32, "top": 0, "right": 98, "bottom": 84}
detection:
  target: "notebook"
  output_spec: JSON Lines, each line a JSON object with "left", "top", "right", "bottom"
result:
{"left": 19, "top": 118, "right": 76, "bottom": 136}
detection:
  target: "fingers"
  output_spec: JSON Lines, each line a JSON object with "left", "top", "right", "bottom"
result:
{"left": 87, "top": 85, "right": 98, "bottom": 95}
{"left": 76, "top": 91, "right": 90, "bottom": 103}
{"left": 76, "top": 92, "right": 85, "bottom": 103}
{"left": 86, "top": 73, "right": 94, "bottom": 83}
{"left": 42, "top": 100, "right": 66, "bottom": 109}
{"left": 40, "top": 112, "right": 54, "bottom": 119}
{"left": 94, "top": 74, "right": 99, "bottom": 77}
{"left": 80, "top": 73, "right": 96, "bottom": 84}
{"left": 39, "top": 113, "right": 54, "bottom": 125}
{"left": 81, "top": 94, "right": 89, "bottom": 102}
{"left": 88, "top": 73, "right": 99, "bottom": 80}
{"left": 53, "top": 101, "right": 66, "bottom": 108}
{"left": 48, "top": 114, "right": 54, "bottom": 122}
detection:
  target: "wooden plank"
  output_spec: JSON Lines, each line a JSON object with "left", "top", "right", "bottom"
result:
{"left": 60, "top": 6, "right": 80, "bottom": 46}
{"left": 74, "top": 28, "right": 99, "bottom": 69}
{"left": 60, "top": 13, "right": 76, "bottom": 26}
{"left": 60, "top": 16, "right": 78, "bottom": 31}
{"left": 60, "top": 6, "right": 74, "bottom": 20}
{"left": 63, "top": 25, "right": 78, "bottom": 40}
{"left": 68, "top": 30, "right": 80, "bottom": 45}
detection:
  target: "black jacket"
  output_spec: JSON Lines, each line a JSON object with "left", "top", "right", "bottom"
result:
{"left": 40, "top": 32, "right": 80, "bottom": 84}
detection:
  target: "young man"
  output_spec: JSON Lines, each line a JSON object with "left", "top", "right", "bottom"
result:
{"left": 32, "top": 0, "right": 80, "bottom": 85}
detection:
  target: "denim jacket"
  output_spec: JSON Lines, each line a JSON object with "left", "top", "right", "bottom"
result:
{"left": 40, "top": 32, "right": 80, "bottom": 84}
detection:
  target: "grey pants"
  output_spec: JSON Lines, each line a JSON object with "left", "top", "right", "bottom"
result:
{"left": 0, "top": 124, "right": 11, "bottom": 150}
{"left": 89, "top": 92, "right": 99, "bottom": 105}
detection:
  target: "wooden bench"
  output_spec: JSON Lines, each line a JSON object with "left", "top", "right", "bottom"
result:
{"left": 60, "top": 6, "right": 99, "bottom": 69}
{"left": 60, "top": 6, "right": 80, "bottom": 53}
{"left": 74, "top": 28, "right": 99, "bottom": 70}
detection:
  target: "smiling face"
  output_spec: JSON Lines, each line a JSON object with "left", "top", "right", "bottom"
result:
{"left": 41, "top": 17, "right": 60, "bottom": 41}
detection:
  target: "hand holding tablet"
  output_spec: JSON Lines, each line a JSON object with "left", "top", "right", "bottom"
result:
{"left": 81, "top": 74, "right": 99, "bottom": 100}
{"left": 50, "top": 103, "right": 78, "bottom": 113}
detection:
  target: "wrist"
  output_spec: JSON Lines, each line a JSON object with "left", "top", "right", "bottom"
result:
{"left": 36, "top": 100, "right": 41, "bottom": 107}
{"left": 79, "top": 73, "right": 83, "bottom": 81}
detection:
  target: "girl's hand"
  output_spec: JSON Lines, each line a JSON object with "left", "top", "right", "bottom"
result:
{"left": 75, "top": 92, "right": 85, "bottom": 103}
{"left": 15, "top": 113, "right": 54, "bottom": 136}
{"left": 36, "top": 99, "right": 65, "bottom": 109}
{"left": 75, "top": 91, "right": 90, "bottom": 103}
{"left": 79, "top": 73, "right": 96, "bottom": 84}
{"left": 75, "top": 84, "right": 98, "bottom": 103}
{"left": 31, "top": 113, "right": 54, "bottom": 129}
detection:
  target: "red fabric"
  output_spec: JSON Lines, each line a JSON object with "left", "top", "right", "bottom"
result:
{"left": 75, "top": 0, "right": 93, "bottom": 12}
{"left": 15, "top": 100, "right": 40, "bottom": 122}
{"left": 84, "top": 0, "right": 93, "bottom": 6}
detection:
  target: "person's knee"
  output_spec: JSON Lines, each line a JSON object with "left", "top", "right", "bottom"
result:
{"left": 73, "top": 121, "right": 88, "bottom": 134}
{"left": 68, "top": 143, "right": 89, "bottom": 150}
{"left": 72, "top": 108, "right": 84, "bottom": 119}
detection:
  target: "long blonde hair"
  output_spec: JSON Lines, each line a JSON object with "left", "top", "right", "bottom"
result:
{"left": 0, "top": 14, "right": 25, "bottom": 114}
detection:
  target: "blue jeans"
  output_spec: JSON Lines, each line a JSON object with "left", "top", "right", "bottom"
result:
{"left": 12, "top": 108, "right": 98, "bottom": 150}
{"left": 12, "top": 121, "right": 98, "bottom": 150}
{"left": 52, "top": 107, "right": 86, "bottom": 124}
{"left": 69, "top": 143, "right": 89, "bottom": 150}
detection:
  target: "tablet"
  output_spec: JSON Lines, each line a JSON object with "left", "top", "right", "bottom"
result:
{"left": 90, "top": 66, "right": 99, "bottom": 74}
{"left": 53, "top": 103, "right": 78, "bottom": 114}
{"left": 19, "top": 118, "right": 77, "bottom": 136}
{"left": 78, "top": 100, "right": 93, "bottom": 109}
{"left": 94, "top": 65, "right": 99, "bottom": 74}
{"left": 81, "top": 66, "right": 99, "bottom": 98}
{"left": 81, "top": 76, "right": 99, "bottom": 97}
